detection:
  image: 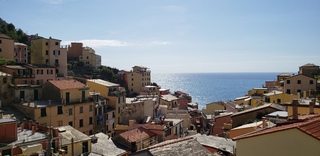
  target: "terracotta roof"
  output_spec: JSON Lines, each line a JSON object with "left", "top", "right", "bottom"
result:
{"left": 49, "top": 79, "right": 87, "bottom": 90}
{"left": 119, "top": 127, "right": 156, "bottom": 143}
{"left": 234, "top": 114, "right": 320, "bottom": 141}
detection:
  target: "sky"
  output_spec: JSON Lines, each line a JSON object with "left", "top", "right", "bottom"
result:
{"left": 1, "top": 0, "right": 319, "bottom": 73}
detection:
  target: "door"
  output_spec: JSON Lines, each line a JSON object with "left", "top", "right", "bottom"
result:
{"left": 34, "top": 89, "right": 38, "bottom": 100}
{"left": 20, "top": 91, "right": 25, "bottom": 100}
{"left": 66, "top": 92, "right": 70, "bottom": 104}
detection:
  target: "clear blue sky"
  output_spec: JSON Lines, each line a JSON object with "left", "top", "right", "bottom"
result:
{"left": 1, "top": 0, "right": 319, "bottom": 73}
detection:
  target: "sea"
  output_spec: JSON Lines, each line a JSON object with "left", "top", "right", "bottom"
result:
{"left": 152, "top": 72, "right": 281, "bottom": 109}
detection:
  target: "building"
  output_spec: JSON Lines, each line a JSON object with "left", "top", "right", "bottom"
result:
{"left": 113, "top": 127, "right": 158, "bottom": 151}
{"left": 166, "top": 109, "right": 191, "bottom": 131}
{"left": 13, "top": 79, "right": 96, "bottom": 135}
{"left": 14, "top": 43, "right": 28, "bottom": 64}
{"left": 284, "top": 98, "right": 320, "bottom": 117}
{"left": 90, "top": 132, "right": 126, "bottom": 156}
{"left": 125, "top": 137, "right": 213, "bottom": 156}
{"left": 298, "top": 63, "right": 320, "bottom": 78}
{"left": 123, "top": 96, "right": 159, "bottom": 124}
{"left": 192, "top": 133, "right": 236, "bottom": 156}
{"left": 0, "top": 71, "right": 12, "bottom": 106}
{"left": 283, "top": 74, "right": 316, "bottom": 95}
{"left": 229, "top": 119, "right": 275, "bottom": 139}
{"left": 58, "top": 125, "right": 92, "bottom": 156}
{"left": 0, "top": 119, "right": 60, "bottom": 155}
{"left": 174, "top": 91, "right": 192, "bottom": 109}
{"left": 68, "top": 43, "right": 101, "bottom": 69}
{"left": 30, "top": 37, "right": 67, "bottom": 77}
{"left": 0, "top": 34, "right": 14, "bottom": 60}
{"left": 86, "top": 79, "right": 126, "bottom": 126}
{"left": 234, "top": 114, "right": 320, "bottom": 156}
{"left": 202, "top": 101, "right": 226, "bottom": 114}
{"left": 67, "top": 42, "right": 83, "bottom": 58}
{"left": 231, "top": 103, "right": 285, "bottom": 128}
{"left": 263, "top": 91, "right": 298, "bottom": 104}
{"left": 160, "top": 94, "right": 179, "bottom": 110}
{"left": 126, "top": 66, "right": 151, "bottom": 95}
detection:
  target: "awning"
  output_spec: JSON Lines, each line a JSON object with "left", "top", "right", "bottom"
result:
{"left": 20, "top": 143, "right": 43, "bottom": 154}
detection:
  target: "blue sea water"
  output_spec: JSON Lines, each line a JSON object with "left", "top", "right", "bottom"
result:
{"left": 152, "top": 73, "right": 280, "bottom": 109}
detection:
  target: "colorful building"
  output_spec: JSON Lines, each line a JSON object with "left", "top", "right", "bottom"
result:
{"left": 14, "top": 43, "right": 28, "bottom": 64}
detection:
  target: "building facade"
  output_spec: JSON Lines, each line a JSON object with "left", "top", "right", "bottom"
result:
{"left": 127, "top": 66, "right": 151, "bottom": 95}
{"left": 0, "top": 34, "right": 14, "bottom": 60}
{"left": 30, "top": 37, "right": 67, "bottom": 77}
{"left": 14, "top": 43, "right": 28, "bottom": 64}
{"left": 283, "top": 74, "right": 316, "bottom": 95}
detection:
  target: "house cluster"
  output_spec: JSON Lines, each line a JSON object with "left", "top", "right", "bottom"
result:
{"left": 0, "top": 33, "right": 236, "bottom": 156}
{"left": 196, "top": 63, "right": 320, "bottom": 155}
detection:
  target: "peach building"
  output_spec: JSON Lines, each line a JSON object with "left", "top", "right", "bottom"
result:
{"left": 31, "top": 37, "right": 67, "bottom": 78}
{"left": 0, "top": 34, "right": 14, "bottom": 60}
{"left": 14, "top": 43, "right": 28, "bottom": 64}
{"left": 68, "top": 43, "right": 101, "bottom": 68}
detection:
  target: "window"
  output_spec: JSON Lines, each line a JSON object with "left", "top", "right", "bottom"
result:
{"left": 46, "top": 59, "right": 49, "bottom": 64}
{"left": 297, "top": 80, "right": 301, "bottom": 84}
{"left": 106, "top": 114, "right": 108, "bottom": 120}
{"left": 297, "top": 89, "right": 301, "bottom": 93}
{"left": 57, "top": 106, "right": 63, "bottom": 115}
{"left": 89, "top": 105, "right": 93, "bottom": 111}
{"left": 3, "top": 77, "right": 7, "bottom": 84}
{"left": 80, "top": 106, "right": 83, "bottom": 113}
{"left": 58, "top": 120, "right": 63, "bottom": 126}
{"left": 55, "top": 42, "right": 59, "bottom": 46}
{"left": 106, "top": 125, "right": 109, "bottom": 131}
{"left": 286, "top": 89, "right": 291, "bottom": 94}
{"left": 0, "top": 48, "right": 2, "bottom": 52}
{"left": 0, "top": 39, "right": 2, "bottom": 43}
{"left": 118, "top": 107, "right": 120, "bottom": 113}
{"left": 277, "top": 99, "right": 281, "bottom": 104}
{"left": 79, "top": 119, "right": 83, "bottom": 127}
{"left": 87, "top": 56, "right": 89, "bottom": 59}
{"left": 132, "top": 78, "right": 134, "bottom": 81}
{"left": 89, "top": 130, "right": 93, "bottom": 135}
{"left": 310, "top": 80, "right": 314, "bottom": 84}
{"left": 287, "top": 80, "right": 290, "bottom": 84}
{"left": 46, "top": 50, "right": 48, "bottom": 55}
{"left": 41, "top": 108, "right": 47, "bottom": 117}
{"left": 131, "top": 83, "right": 133, "bottom": 86}
{"left": 68, "top": 108, "right": 73, "bottom": 115}
{"left": 46, "top": 42, "right": 48, "bottom": 46}
{"left": 112, "top": 112, "right": 115, "bottom": 118}
{"left": 68, "top": 121, "right": 73, "bottom": 127}
{"left": 89, "top": 117, "right": 93, "bottom": 125}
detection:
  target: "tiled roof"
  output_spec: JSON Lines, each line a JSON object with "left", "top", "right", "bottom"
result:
{"left": 234, "top": 114, "right": 320, "bottom": 141}
{"left": 49, "top": 79, "right": 87, "bottom": 90}
{"left": 59, "top": 125, "right": 91, "bottom": 145}
{"left": 119, "top": 127, "right": 157, "bottom": 143}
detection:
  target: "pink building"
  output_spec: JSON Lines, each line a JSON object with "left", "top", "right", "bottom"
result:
{"left": 14, "top": 43, "right": 28, "bottom": 64}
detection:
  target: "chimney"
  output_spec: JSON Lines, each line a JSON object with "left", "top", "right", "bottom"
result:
{"left": 292, "top": 99, "right": 299, "bottom": 120}
{"left": 309, "top": 101, "right": 315, "bottom": 114}
{"left": 262, "top": 117, "right": 267, "bottom": 128}
{"left": 32, "top": 126, "right": 35, "bottom": 134}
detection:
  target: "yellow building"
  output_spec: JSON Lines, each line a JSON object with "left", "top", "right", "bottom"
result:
{"left": 285, "top": 99, "right": 320, "bottom": 116}
{"left": 13, "top": 79, "right": 95, "bottom": 135}
{"left": 263, "top": 91, "right": 298, "bottom": 104}
{"left": 283, "top": 74, "right": 316, "bottom": 95}
{"left": 0, "top": 34, "right": 14, "bottom": 60}
{"left": 234, "top": 115, "right": 320, "bottom": 156}
{"left": 30, "top": 37, "right": 67, "bottom": 77}
{"left": 79, "top": 46, "right": 101, "bottom": 68}
{"left": 59, "top": 125, "right": 92, "bottom": 156}
{"left": 86, "top": 79, "right": 126, "bottom": 126}
{"left": 127, "top": 66, "right": 151, "bottom": 95}
{"left": 202, "top": 101, "right": 225, "bottom": 114}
